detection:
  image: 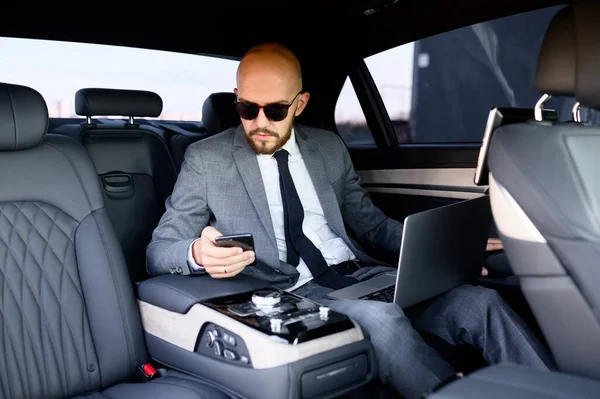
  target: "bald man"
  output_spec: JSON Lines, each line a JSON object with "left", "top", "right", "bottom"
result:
{"left": 147, "top": 43, "right": 554, "bottom": 398}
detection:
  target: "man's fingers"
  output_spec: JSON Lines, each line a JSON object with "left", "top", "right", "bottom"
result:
{"left": 481, "top": 267, "right": 489, "bottom": 276}
{"left": 201, "top": 226, "right": 223, "bottom": 243}
{"left": 192, "top": 228, "right": 255, "bottom": 267}
{"left": 486, "top": 238, "right": 503, "bottom": 252}
{"left": 205, "top": 258, "right": 253, "bottom": 278}
{"left": 203, "top": 246, "right": 255, "bottom": 262}
{"left": 203, "top": 244, "right": 244, "bottom": 259}
{"left": 227, "top": 256, "right": 255, "bottom": 270}
{"left": 211, "top": 267, "right": 245, "bottom": 279}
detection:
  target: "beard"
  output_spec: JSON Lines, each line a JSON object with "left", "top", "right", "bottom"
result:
{"left": 245, "top": 118, "right": 294, "bottom": 155}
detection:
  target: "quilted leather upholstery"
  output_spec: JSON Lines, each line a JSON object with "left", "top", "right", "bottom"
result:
{"left": 0, "top": 202, "right": 99, "bottom": 397}
{"left": 0, "top": 82, "right": 233, "bottom": 398}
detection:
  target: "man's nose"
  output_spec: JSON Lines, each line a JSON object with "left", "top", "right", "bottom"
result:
{"left": 255, "top": 108, "right": 270, "bottom": 128}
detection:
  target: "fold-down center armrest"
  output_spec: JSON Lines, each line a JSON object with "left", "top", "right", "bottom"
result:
{"left": 135, "top": 273, "right": 377, "bottom": 399}
{"left": 137, "top": 273, "right": 269, "bottom": 313}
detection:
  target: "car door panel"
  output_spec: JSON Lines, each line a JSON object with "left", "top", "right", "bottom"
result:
{"left": 348, "top": 146, "right": 485, "bottom": 221}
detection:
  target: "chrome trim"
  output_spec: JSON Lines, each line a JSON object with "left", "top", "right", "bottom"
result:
{"left": 572, "top": 102, "right": 581, "bottom": 123}
{"left": 357, "top": 168, "right": 482, "bottom": 189}
{"left": 365, "top": 186, "right": 483, "bottom": 200}
{"left": 534, "top": 93, "right": 552, "bottom": 121}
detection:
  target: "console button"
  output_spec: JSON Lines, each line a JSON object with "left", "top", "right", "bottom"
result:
{"left": 222, "top": 332, "right": 236, "bottom": 346}
{"left": 270, "top": 318, "right": 283, "bottom": 333}
{"left": 252, "top": 289, "right": 282, "bottom": 308}
{"left": 213, "top": 340, "right": 224, "bottom": 356}
{"left": 240, "top": 355, "right": 250, "bottom": 364}
{"left": 205, "top": 330, "right": 216, "bottom": 348}
{"left": 319, "top": 306, "right": 330, "bottom": 320}
{"left": 223, "top": 349, "right": 238, "bottom": 360}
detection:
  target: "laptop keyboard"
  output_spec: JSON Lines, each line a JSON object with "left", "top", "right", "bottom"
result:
{"left": 358, "top": 285, "right": 395, "bottom": 303}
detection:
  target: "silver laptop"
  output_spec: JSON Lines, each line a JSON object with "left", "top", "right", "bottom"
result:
{"left": 326, "top": 195, "right": 492, "bottom": 308}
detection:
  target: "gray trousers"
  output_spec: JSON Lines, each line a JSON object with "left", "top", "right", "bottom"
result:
{"left": 292, "top": 266, "right": 555, "bottom": 399}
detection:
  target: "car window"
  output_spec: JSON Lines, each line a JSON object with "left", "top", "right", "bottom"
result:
{"left": 335, "top": 77, "right": 376, "bottom": 146}
{"left": 334, "top": 5, "right": 594, "bottom": 146}
{"left": 0, "top": 37, "right": 240, "bottom": 121}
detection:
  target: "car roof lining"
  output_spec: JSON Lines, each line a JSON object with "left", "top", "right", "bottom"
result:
{"left": 0, "top": 0, "right": 568, "bottom": 63}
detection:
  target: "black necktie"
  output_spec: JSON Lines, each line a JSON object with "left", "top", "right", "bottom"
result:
{"left": 273, "top": 149, "right": 357, "bottom": 289}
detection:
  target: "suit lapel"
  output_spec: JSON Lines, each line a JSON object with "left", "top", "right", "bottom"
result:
{"left": 232, "top": 127, "right": 277, "bottom": 244}
{"left": 295, "top": 126, "right": 349, "bottom": 242}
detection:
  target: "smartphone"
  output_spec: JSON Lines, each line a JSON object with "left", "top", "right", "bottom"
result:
{"left": 215, "top": 233, "right": 256, "bottom": 265}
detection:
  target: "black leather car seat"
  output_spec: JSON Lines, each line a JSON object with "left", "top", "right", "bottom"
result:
{"left": 487, "top": 4, "right": 600, "bottom": 380}
{"left": 0, "top": 82, "right": 233, "bottom": 398}
{"left": 166, "top": 92, "right": 240, "bottom": 172}
{"left": 51, "top": 88, "right": 178, "bottom": 282}
{"left": 201, "top": 92, "right": 240, "bottom": 136}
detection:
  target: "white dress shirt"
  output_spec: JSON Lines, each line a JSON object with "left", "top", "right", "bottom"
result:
{"left": 188, "top": 129, "right": 355, "bottom": 291}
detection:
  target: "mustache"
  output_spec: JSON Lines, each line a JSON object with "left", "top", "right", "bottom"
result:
{"left": 249, "top": 128, "right": 279, "bottom": 137}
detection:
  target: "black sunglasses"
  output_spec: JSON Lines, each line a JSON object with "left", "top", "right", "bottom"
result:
{"left": 235, "top": 92, "right": 302, "bottom": 122}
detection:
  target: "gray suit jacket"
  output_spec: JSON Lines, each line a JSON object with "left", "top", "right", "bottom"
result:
{"left": 146, "top": 124, "right": 403, "bottom": 288}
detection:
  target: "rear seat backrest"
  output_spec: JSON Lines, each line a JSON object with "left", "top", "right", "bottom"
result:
{"left": 201, "top": 92, "right": 240, "bottom": 136}
{"left": 69, "top": 88, "right": 178, "bottom": 282}
{"left": 167, "top": 92, "right": 240, "bottom": 171}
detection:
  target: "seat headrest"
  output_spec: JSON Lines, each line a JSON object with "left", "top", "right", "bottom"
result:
{"left": 535, "top": 6, "right": 576, "bottom": 97}
{"left": 201, "top": 92, "right": 240, "bottom": 136}
{"left": 75, "top": 88, "right": 162, "bottom": 117}
{"left": 574, "top": 3, "right": 600, "bottom": 110}
{"left": 0, "top": 83, "right": 48, "bottom": 151}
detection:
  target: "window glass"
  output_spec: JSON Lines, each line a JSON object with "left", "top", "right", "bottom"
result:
{"left": 335, "top": 5, "right": 590, "bottom": 144}
{"left": 0, "top": 37, "right": 239, "bottom": 121}
{"left": 334, "top": 77, "right": 375, "bottom": 146}
{"left": 364, "top": 42, "right": 414, "bottom": 143}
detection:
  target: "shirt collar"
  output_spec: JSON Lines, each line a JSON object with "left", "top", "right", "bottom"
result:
{"left": 281, "top": 128, "right": 299, "bottom": 158}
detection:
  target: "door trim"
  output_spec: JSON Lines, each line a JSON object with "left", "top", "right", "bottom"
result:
{"left": 358, "top": 168, "right": 487, "bottom": 199}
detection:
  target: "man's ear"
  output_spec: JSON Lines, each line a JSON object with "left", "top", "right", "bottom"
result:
{"left": 295, "top": 92, "right": 311, "bottom": 116}
{"left": 233, "top": 88, "right": 239, "bottom": 98}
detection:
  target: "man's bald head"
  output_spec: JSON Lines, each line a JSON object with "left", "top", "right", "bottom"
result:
{"left": 233, "top": 42, "right": 310, "bottom": 155}
{"left": 236, "top": 43, "right": 303, "bottom": 93}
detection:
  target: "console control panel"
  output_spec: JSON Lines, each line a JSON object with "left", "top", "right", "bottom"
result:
{"left": 203, "top": 288, "right": 354, "bottom": 344}
{"left": 196, "top": 322, "right": 252, "bottom": 367}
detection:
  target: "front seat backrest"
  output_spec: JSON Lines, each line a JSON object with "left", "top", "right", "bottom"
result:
{"left": 0, "top": 82, "right": 148, "bottom": 397}
{"left": 487, "top": 5, "right": 600, "bottom": 380}
{"left": 73, "top": 88, "right": 178, "bottom": 282}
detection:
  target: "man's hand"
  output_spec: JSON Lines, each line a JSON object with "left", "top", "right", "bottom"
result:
{"left": 486, "top": 237, "right": 503, "bottom": 252}
{"left": 192, "top": 226, "right": 256, "bottom": 278}
{"left": 481, "top": 238, "right": 503, "bottom": 276}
